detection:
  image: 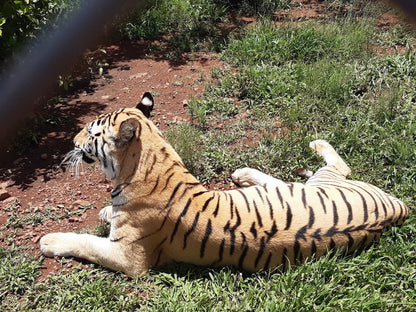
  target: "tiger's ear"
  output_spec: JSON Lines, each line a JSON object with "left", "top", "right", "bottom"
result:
{"left": 136, "top": 92, "right": 154, "bottom": 118}
{"left": 114, "top": 118, "right": 139, "bottom": 148}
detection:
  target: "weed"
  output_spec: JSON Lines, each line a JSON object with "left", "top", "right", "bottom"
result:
{"left": 0, "top": 247, "right": 42, "bottom": 305}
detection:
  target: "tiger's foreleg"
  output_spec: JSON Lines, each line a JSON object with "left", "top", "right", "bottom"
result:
{"left": 40, "top": 233, "right": 147, "bottom": 275}
{"left": 231, "top": 168, "right": 285, "bottom": 187}
{"left": 99, "top": 205, "right": 113, "bottom": 223}
{"left": 309, "top": 139, "right": 351, "bottom": 178}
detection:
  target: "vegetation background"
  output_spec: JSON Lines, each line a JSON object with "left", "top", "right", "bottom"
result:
{"left": 1, "top": 0, "right": 415, "bottom": 311}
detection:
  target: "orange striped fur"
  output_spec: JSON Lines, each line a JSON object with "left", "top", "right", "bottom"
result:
{"left": 40, "top": 93, "right": 409, "bottom": 275}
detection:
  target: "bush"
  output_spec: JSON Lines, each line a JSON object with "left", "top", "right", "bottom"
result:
{"left": 0, "top": 0, "right": 80, "bottom": 62}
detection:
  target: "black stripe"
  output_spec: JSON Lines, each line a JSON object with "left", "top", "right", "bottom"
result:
{"left": 358, "top": 192, "right": 369, "bottom": 222}
{"left": 148, "top": 176, "right": 160, "bottom": 195}
{"left": 200, "top": 219, "right": 212, "bottom": 258}
{"left": 284, "top": 203, "right": 293, "bottom": 230}
{"left": 228, "top": 209, "right": 241, "bottom": 255}
{"left": 255, "top": 237, "right": 266, "bottom": 268}
{"left": 253, "top": 200, "right": 263, "bottom": 227}
{"left": 112, "top": 112, "right": 119, "bottom": 125}
{"left": 170, "top": 198, "right": 192, "bottom": 243}
{"left": 223, "top": 221, "right": 230, "bottom": 232}
{"left": 229, "top": 194, "right": 234, "bottom": 219}
{"left": 345, "top": 181, "right": 380, "bottom": 220}
{"left": 381, "top": 200, "right": 388, "bottom": 218}
{"left": 265, "top": 220, "right": 278, "bottom": 242}
{"left": 338, "top": 188, "right": 353, "bottom": 224}
{"left": 317, "top": 191, "right": 327, "bottom": 214}
{"left": 387, "top": 197, "right": 396, "bottom": 216}
{"left": 94, "top": 138, "right": 99, "bottom": 157}
{"left": 288, "top": 184, "right": 295, "bottom": 197}
{"left": 264, "top": 252, "right": 272, "bottom": 271}
{"left": 110, "top": 160, "right": 115, "bottom": 174}
{"left": 312, "top": 228, "right": 322, "bottom": 240}
{"left": 100, "top": 142, "right": 107, "bottom": 168}
{"left": 218, "top": 239, "right": 225, "bottom": 263}
{"left": 193, "top": 191, "right": 207, "bottom": 198}
{"left": 111, "top": 183, "right": 130, "bottom": 198}
{"left": 295, "top": 225, "right": 307, "bottom": 241}
{"left": 301, "top": 188, "right": 307, "bottom": 209}
{"left": 275, "top": 187, "right": 284, "bottom": 207}
{"left": 183, "top": 212, "right": 200, "bottom": 249}
{"left": 161, "top": 172, "right": 175, "bottom": 192}
{"left": 318, "top": 187, "right": 329, "bottom": 198}
{"left": 237, "top": 190, "right": 250, "bottom": 213}
{"left": 255, "top": 187, "right": 265, "bottom": 203}
{"left": 325, "top": 226, "right": 338, "bottom": 237}
{"left": 308, "top": 206, "right": 315, "bottom": 228}
{"left": 155, "top": 250, "right": 163, "bottom": 267}
{"left": 266, "top": 195, "right": 273, "bottom": 219}
{"left": 111, "top": 188, "right": 122, "bottom": 198}
{"left": 201, "top": 194, "right": 215, "bottom": 212}
{"left": 213, "top": 195, "right": 220, "bottom": 217}
{"left": 329, "top": 238, "right": 336, "bottom": 250}
{"left": 311, "top": 240, "right": 317, "bottom": 256}
{"left": 347, "top": 233, "right": 354, "bottom": 250}
{"left": 396, "top": 199, "right": 403, "bottom": 221}
{"left": 144, "top": 154, "right": 157, "bottom": 181}
{"left": 146, "top": 121, "right": 152, "bottom": 131}
{"left": 238, "top": 243, "right": 249, "bottom": 270}
{"left": 137, "top": 122, "right": 142, "bottom": 138}
{"left": 294, "top": 240, "right": 300, "bottom": 262}
{"left": 332, "top": 200, "right": 339, "bottom": 226}
{"left": 281, "top": 248, "right": 287, "bottom": 271}
{"left": 161, "top": 181, "right": 184, "bottom": 212}
{"left": 250, "top": 222, "right": 257, "bottom": 239}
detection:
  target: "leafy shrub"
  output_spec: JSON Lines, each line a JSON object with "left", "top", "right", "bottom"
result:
{"left": 0, "top": 0, "right": 80, "bottom": 61}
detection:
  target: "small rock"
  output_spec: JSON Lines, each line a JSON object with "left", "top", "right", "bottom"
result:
{"left": 0, "top": 190, "right": 11, "bottom": 201}
{"left": 182, "top": 99, "right": 189, "bottom": 108}
{"left": 40, "top": 153, "right": 48, "bottom": 160}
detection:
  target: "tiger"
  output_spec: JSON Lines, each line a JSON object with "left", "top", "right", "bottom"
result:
{"left": 40, "top": 92, "right": 409, "bottom": 276}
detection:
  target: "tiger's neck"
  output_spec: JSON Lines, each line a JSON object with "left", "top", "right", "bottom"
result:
{"left": 113, "top": 134, "right": 206, "bottom": 210}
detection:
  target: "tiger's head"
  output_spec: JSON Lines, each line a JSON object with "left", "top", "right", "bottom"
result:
{"left": 62, "top": 92, "right": 154, "bottom": 180}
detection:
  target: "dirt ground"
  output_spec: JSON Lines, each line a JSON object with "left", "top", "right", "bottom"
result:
{"left": 0, "top": 1, "right": 406, "bottom": 278}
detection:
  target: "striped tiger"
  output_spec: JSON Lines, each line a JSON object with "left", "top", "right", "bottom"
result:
{"left": 40, "top": 92, "right": 409, "bottom": 276}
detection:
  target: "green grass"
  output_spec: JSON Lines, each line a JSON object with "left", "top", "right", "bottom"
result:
{"left": 2, "top": 1, "right": 416, "bottom": 311}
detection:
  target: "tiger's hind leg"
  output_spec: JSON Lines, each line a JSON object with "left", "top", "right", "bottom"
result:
{"left": 308, "top": 139, "right": 351, "bottom": 178}
{"left": 231, "top": 168, "right": 285, "bottom": 187}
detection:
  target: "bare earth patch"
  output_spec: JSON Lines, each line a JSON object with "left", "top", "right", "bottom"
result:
{"left": 0, "top": 40, "right": 220, "bottom": 277}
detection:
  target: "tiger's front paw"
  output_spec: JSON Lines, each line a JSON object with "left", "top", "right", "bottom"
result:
{"left": 40, "top": 233, "right": 78, "bottom": 258}
{"left": 99, "top": 205, "right": 113, "bottom": 223}
{"left": 232, "top": 168, "right": 263, "bottom": 187}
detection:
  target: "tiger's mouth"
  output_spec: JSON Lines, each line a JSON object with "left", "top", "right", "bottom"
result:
{"left": 82, "top": 153, "right": 95, "bottom": 164}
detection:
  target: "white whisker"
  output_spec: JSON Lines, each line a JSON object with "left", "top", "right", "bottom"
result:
{"left": 61, "top": 149, "right": 84, "bottom": 178}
